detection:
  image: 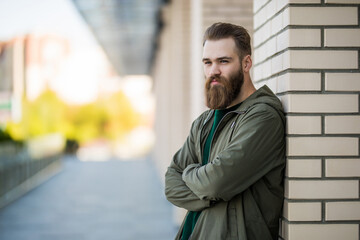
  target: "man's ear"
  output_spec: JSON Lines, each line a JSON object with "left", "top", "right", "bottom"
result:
{"left": 242, "top": 55, "right": 252, "bottom": 73}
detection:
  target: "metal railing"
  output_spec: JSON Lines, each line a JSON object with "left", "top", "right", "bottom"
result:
{"left": 0, "top": 141, "right": 62, "bottom": 208}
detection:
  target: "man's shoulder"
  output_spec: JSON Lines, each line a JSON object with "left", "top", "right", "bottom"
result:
{"left": 241, "top": 102, "right": 285, "bottom": 128}
{"left": 193, "top": 109, "right": 213, "bottom": 124}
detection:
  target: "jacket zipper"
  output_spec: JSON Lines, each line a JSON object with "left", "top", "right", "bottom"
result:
{"left": 207, "top": 110, "right": 246, "bottom": 163}
{"left": 199, "top": 110, "right": 214, "bottom": 164}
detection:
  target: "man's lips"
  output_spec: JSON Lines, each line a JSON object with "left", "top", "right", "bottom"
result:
{"left": 211, "top": 79, "right": 220, "bottom": 85}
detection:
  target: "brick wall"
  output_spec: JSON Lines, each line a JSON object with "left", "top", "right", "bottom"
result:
{"left": 253, "top": 0, "right": 360, "bottom": 239}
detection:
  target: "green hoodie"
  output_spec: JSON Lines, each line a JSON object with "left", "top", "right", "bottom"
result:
{"left": 165, "top": 85, "right": 286, "bottom": 240}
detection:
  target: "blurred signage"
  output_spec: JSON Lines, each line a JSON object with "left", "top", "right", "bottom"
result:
{"left": 0, "top": 91, "right": 11, "bottom": 123}
{"left": 0, "top": 109, "right": 11, "bottom": 123}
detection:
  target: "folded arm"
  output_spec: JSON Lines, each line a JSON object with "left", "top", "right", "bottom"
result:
{"left": 165, "top": 120, "right": 211, "bottom": 211}
{"left": 182, "top": 106, "right": 285, "bottom": 202}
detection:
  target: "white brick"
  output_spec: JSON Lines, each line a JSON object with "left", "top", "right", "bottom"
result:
{"left": 326, "top": 73, "right": 360, "bottom": 91}
{"left": 286, "top": 159, "right": 322, "bottom": 177}
{"left": 290, "top": 29, "right": 321, "bottom": 47}
{"left": 326, "top": 201, "right": 360, "bottom": 221}
{"left": 253, "top": 21, "right": 272, "bottom": 47}
{"left": 265, "top": 77, "right": 277, "bottom": 93}
{"left": 284, "top": 223, "right": 359, "bottom": 240}
{"left": 253, "top": 62, "right": 264, "bottom": 81}
{"left": 253, "top": 0, "right": 269, "bottom": 13}
{"left": 326, "top": 0, "right": 360, "bottom": 3}
{"left": 255, "top": 38, "right": 277, "bottom": 64}
{"left": 286, "top": 179, "right": 359, "bottom": 199}
{"left": 276, "top": 27, "right": 289, "bottom": 52}
{"left": 255, "top": 43, "right": 267, "bottom": 64}
{"left": 254, "top": 4, "right": 267, "bottom": 29}
{"left": 284, "top": 201, "right": 322, "bottom": 221}
{"left": 282, "top": 6, "right": 290, "bottom": 27}
{"left": 289, "top": 7, "right": 358, "bottom": 25}
{"left": 326, "top": 158, "right": 360, "bottom": 177}
{"left": 281, "top": 94, "right": 359, "bottom": 113}
{"left": 287, "top": 116, "right": 321, "bottom": 134}
{"left": 271, "top": 53, "right": 284, "bottom": 76}
{"left": 263, "top": 59, "right": 271, "bottom": 80}
{"left": 287, "top": 137, "right": 359, "bottom": 156}
{"left": 325, "top": 29, "right": 360, "bottom": 47}
{"left": 282, "top": 50, "right": 291, "bottom": 71}
{"left": 271, "top": 13, "right": 283, "bottom": 36}
{"left": 277, "top": 29, "right": 321, "bottom": 52}
{"left": 289, "top": 50, "right": 358, "bottom": 69}
{"left": 266, "top": 0, "right": 277, "bottom": 21}
{"left": 276, "top": 0, "right": 288, "bottom": 13}
{"left": 325, "top": 116, "right": 360, "bottom": 134}
{"left": 277, "top": 72, "right": 321, "bottom": 93}
{"left": 266, "top": 37, "right": 277, "bottom": 59}
{"left": 254, "top": 80, "right": 266, "bottom": 90}
{"left": 254, "top": 49, "right": 261, "bottom": 65}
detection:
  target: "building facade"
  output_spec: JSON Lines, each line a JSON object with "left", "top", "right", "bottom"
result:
{"left": 0, "top": 37, "right": 26, "bottom": 124}
{"left": 152, "top": 0, "right": 360, "bottom": 239}
{"left": 0, "top": 34, "right": 70, "bottom": 126}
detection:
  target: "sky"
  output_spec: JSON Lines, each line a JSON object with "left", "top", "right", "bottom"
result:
{"left": 0, "top": 0, "right": 109, "bottom": 104}
{"left": 0, "top": 0, "right": 96, "bottom": 48}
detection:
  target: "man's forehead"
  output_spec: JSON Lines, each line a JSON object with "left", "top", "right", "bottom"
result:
{"left": 202, "top": 38, "right": 237, "bottom": 59}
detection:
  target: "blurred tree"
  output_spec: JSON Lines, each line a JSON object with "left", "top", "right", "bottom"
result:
{"left": 67, "top": 102, "right": 106, "bottom": 143}
{"left": 101, "top": 91, "right": 140, "bottom": 140}
{"left": 6, "top": 88, "right": 139, "bottom": 145}
{"left": 6, "top": 89, "right": 67, "bottom": 140}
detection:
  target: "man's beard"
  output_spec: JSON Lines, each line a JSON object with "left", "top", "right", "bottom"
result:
{"left": 205, "top": 69, "right": 244, "bottom": 109}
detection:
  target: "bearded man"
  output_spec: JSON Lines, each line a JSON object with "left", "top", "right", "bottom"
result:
{"left": 165, "top": 22, "right": 286, "bottom": 240}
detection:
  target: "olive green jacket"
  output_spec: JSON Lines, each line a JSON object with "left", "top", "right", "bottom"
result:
{"left": 165, "top": 85, "right": 286, "bottom": 240}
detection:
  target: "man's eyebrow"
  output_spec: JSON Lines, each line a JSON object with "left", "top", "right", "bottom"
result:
{"left": 218, "top": 56, "right": 232, "bottom": 60}
{"left": 202, "top": 56, "right": 233, "bottom": 62}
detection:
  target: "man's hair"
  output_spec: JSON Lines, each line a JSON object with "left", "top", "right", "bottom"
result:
{"left": 203, "top": 22, "right": 251, "bottom": 59}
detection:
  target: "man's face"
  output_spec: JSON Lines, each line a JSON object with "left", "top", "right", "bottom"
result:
{"left": 202, "top": 38, "right": 243, "bottom": 110}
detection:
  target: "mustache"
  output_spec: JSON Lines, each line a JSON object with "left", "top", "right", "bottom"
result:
{"left": 206, "top": 75, "right": 226, "bottom": 84}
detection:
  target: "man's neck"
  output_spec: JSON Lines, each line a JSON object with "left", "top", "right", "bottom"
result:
{"left": 227, "top": 79, "right": 256, "bottom": 109}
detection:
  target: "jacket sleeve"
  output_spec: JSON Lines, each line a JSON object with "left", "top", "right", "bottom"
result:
{"left": 182, "top": 105, "right": 285, "bottom": 202}
{"left": 165, "top": 120, "right": 211, "bottom": 211}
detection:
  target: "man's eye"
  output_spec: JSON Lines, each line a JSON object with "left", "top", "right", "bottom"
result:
{"left": 220, "top": 60, "right": 228, "bottom": 63}
{"left": 204, "top": 61, "right": 211, "bottom": 65}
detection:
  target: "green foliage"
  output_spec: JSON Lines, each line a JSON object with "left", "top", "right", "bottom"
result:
{"left": 101, "top": 91, "right": 140, "bottom": 140}
{"left": 6, "top": 88, "right": 140, "bottom": 144}
{"left": 0, "top": 128, "right": 12, "bottom": 142}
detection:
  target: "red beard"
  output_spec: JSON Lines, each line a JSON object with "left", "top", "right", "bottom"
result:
{"left": 205, "top": 69, "right": 244, "bottom": 109}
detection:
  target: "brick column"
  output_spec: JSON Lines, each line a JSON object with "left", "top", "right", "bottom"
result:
{"left": 152, "top": 0, "right": 192, "bottom": 181}
{"left": 253, "top": 1, "right": 360, "bottom": 239}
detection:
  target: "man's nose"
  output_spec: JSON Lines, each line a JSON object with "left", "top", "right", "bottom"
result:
{"left": 210, "top": 64, "right": 221, "bottom": 76}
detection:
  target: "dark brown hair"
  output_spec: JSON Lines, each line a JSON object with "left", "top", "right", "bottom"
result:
{"left": 203, "top": 22, "right": 251, "bottom": 59}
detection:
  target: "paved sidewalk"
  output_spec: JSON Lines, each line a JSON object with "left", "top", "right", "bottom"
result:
{"left": 0, "top": 155, "right": 177, "bottom": 240}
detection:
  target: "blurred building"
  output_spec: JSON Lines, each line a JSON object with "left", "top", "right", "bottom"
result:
{"left": 71, "top": 0, "right": 163, "bottom": 76}
{"left": 24, "top": 34, "right": 70, "bottom": 101}
{"left": 0, "top": 37, "right": 25, "bottom": 124}
{"left": 0, "top": 34, "right": 69, "bottom": 126}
